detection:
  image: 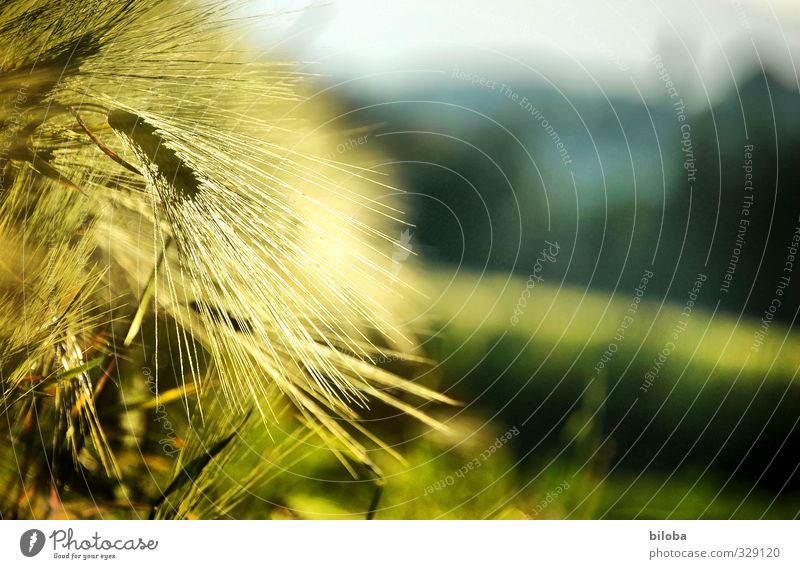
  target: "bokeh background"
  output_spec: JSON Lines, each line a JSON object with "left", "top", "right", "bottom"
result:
{"left": 242, "top": 0, "right": 800, "bottom": 518}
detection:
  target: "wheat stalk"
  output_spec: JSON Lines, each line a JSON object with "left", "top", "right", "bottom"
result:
{"left": 0, "top": 0, "right": 453, "bottom": 519}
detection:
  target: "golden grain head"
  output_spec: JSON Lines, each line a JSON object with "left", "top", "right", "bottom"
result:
{"left": 0, "top": 0, "right": 451, "bottom": 516}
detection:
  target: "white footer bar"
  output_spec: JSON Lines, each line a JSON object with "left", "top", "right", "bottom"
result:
{"left": 2, "top": 520, "right": 798, "bottom": 568}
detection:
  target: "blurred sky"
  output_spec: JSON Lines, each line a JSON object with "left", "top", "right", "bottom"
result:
{"left": 251, "top": 0, "right": 800, "bottom": 107}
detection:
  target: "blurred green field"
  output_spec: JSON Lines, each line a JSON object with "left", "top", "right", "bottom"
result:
{"left": 405, "top": 267, "right": 800, "bottom": 519}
